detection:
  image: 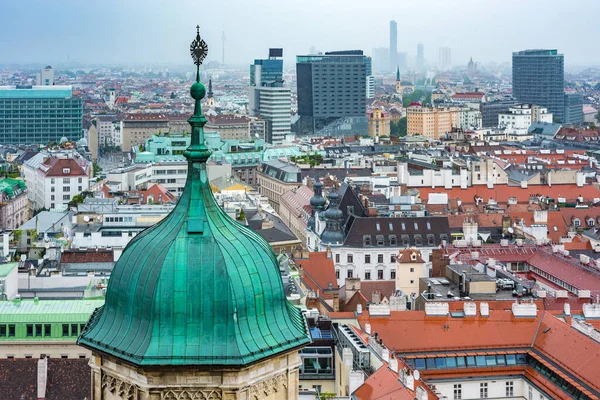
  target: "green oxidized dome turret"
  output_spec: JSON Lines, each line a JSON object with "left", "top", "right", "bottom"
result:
{"left": 77, "top": 28, "right": 310, "bottom": 366}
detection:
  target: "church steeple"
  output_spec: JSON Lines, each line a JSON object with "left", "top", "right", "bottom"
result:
{"left": 78, "top": 25, "right": 309, "bottom": 368}
{"left": 207, "top": 78, "right": 214, "bottom": 98}
{"left": 321, "top": 191, "right": 345, "bottom": 246}
{"left": 396, "top": 66, "right": 400, "bottom": 81}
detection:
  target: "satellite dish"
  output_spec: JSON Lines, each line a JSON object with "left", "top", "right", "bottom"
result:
{"left": 83, "top": 215, "right": 90, "bottom": 222}
{"left": 96, "top": 216, "right": 102, "bottom": 221}
{"left": 413, "top": 370, "right": 420, "bottom": 381}
{"left": 508, "top": 227, "right": 514, "bottom": 234}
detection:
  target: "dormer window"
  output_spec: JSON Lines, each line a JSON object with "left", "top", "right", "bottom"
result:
{"left": 376, "top": 235, "right": 384, "bottom": 246}
{"left": 427, "top": 234, "right": 436, "bottom": 246}
{"left": 411, "top": 253, "right": 417, "bottom": 261}
{"left": 573, "top": 218, "right": 581, "bottom": 227}
{"left": 363, "top": 235, "right": 372, "bottom": 246}
{"left": 414, "top": 234, "right": 423, "bottom": 246}
{"left": 401, "top": 234, "right": 410, "bottom": 246}
{"left": 63, "top": 168, "right": 70, "bottom": 174}
{"left": 389, "top": 235, "right": 397, "bottom": 246}
{"left": 588, "top": 219, "right": 595, "bottom": 227}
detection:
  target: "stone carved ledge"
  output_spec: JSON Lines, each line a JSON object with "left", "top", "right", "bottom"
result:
{"left": 249, "top": 372, "right": 288, "bottom": 399}
{"left": 162, "top": 389, "right": 222, "bottom": 400}
{"left": 101, "top": 372, "right": 139, "bottom": 400}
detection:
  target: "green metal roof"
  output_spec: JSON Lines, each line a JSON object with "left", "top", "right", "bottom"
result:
{"left": 0, "top": 262, "right": 17, "bottom": 277}
{"left": 0, "top": 178, "right": 26, "bottom": 198}
{"left": 0, "top": 299, "right": 104, "bottom": 323}
{"left": 78, "top": 44, "right": 310, "bottom": 366}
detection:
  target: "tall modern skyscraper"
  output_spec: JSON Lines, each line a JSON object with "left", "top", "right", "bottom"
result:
{"left": 439, "top": 46, "right": 451, "bottom": 71}
{"left": 0, "top": 85, "right": 82, "bottom": 144}
{"left": 512, "top": 49, "right": 564, "bottom": 121}
{"left": 249, "top": 49, "right": 291, "bottom": 145}
{"left": 416, "top": 43, "right": 425, "bottom": 70}
{"left": 389, "top": 20, "right": 398, "bottom": 72}
{"left": 296, "top": 50, "right": 368, "bottom": 136}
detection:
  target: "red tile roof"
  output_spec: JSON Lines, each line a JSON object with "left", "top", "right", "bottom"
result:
{"left": 358, "top": 310, "right": 541, "bottom": 353}
{"left": 41, "top": 158, "right": 87, "bottom": 177}
{"left": 297, "top": 252, "right": 339, "bottom": 299}
{"left": 353, "top": 364, "right": 413, "bottom": 400}
{"left": 418, "top": 184, "right": 600, "bottom": 205}
{"left": 526, "top": 251, "right": 600, "bottom": 291}
{"left": 398, "top": 249, "right": 425, "bottom": 263}
{"left": 533, "top": 313, "right": 600, "bottom": 394}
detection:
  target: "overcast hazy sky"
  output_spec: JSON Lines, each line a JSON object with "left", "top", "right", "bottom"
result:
{"left": 1, "top": 0, "right": 599, "bottom": 67}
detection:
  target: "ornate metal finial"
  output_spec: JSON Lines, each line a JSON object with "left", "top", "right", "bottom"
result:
{"left": 190, "top": 25, "right": 208, "bottom": 81}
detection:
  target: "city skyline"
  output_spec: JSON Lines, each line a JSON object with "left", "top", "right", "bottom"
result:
{"left": 1, "top": 0, "right": 600, "bottom": 67}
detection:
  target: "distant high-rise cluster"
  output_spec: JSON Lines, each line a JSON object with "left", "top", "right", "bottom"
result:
{"left": 389, "top": 20, "right": 398, "bottom": 72}
{"left": 438, "top": 46, "right": 451, "bottom": 71}
{"left": 416, "top": 43, "right": 425, "bottom": 71}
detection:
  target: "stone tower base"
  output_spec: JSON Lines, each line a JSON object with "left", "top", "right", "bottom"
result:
{"left": 89, "top": 350, "right": 302, "bottom": 400}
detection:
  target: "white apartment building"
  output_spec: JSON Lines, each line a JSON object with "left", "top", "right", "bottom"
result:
{"left": 94, "top": 116, "right": 118, "bottom": 147}
{"left": 257, "top": 86, "right": 292, "bottom": 145}
{"left": 72, "top": 202, "right": 173, "bottom": 259}
{"left": 23, "top": 153, "right": 91, "bottom": 211}
{"left": 458, "top": 108, "right": 482, "bottom": 130}
{"left": 499, "top": 104, "right": 552, "bottom": 141}
{"left": 366, "top": 75, "right": 375, "bottom": 99}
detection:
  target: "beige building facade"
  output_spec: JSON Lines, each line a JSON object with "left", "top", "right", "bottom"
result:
{"left": 407, "top": 106, "right": 460, "bottom": 139}
{"left": 395, "top": 249, "right": 427, "bottom": 298}
{"left": 121, "top": 114, "right": 169, "bottom": 152}
{"left": 89, "top": 349, "right": 302, "bottom": 400}
{"left": 279, "top": 186, "right": 313, "bottom": 247}
{"left": 367, "top": 108, "right": 391, "bottom": 138}
{"left": 256, "top": 161, "right": 302, "bottom": 213}
{"left": 204, "top": 115, "right": 251, "bottom": 141}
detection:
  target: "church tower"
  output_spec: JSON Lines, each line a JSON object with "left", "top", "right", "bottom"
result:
{"left": 206, "top": 78, "right": 216, "bottom": 109}
{"left": 319, "top": 191, "right": 345, "bottom": 250}
{"left": 395, "top": 66, "right": 401, "bottom": 94}
{"left": 78, "top": 26, "right": 310, "bottom": 400}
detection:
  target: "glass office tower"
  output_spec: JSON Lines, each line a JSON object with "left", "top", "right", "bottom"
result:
{"left": 512, "top": 49, "right": 564, "bottom": 121}
{"left": 0, "top": 85, "right": 83, "bottom": 144}
{"left": 249, "top": 51, "right": 291, "bottom": 145}
{"left": 296, "top": 50, "right": 368, "bottom": 136}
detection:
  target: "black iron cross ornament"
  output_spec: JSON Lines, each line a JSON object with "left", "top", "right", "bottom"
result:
{"left": 190, "top": 25, "right": 208, "bottom": 80}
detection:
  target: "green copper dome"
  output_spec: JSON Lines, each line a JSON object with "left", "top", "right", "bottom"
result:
{"left": 77, "top": 29, "right": 310, "bottom": 366}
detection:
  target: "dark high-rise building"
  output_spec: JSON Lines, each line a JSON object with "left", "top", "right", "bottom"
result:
{"left": 390, "top": 20, "right": 398, "bottom": 72}
{"left": 512, "top": 49, "right": 564, "bottom": 121}
{"left": 480, "top": 98, "right": 519, "bottom": 127}
{"left": 563, "top": 92, "right": 584, "bottom": 124}
{"left": 296, "top": 50, "right": 368, "bottom": 136}
{"left": 416, "top": 43, "right": 425, "bottom": 70}
{"left": 0, "top": 85, "right": 82, "bottom": 144}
